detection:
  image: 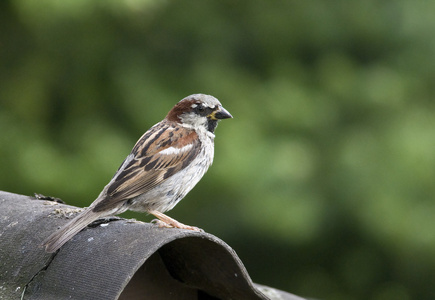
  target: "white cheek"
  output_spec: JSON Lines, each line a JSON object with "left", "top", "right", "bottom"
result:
{"left": 179, "top": 112, "right": 208, "bottom": 129}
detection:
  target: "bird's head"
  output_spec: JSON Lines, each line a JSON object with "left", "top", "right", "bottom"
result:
{"left": 166, "top": 94, "right": 233, "bottom": 133}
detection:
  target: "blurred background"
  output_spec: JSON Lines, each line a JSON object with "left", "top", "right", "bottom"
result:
{"left": 1, "top": 1, "right": 435, "bottom": 299}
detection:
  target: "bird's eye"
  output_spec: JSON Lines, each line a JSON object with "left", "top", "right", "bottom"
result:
{"left": 196, "top": 105, "right": 205, "bottom": 112}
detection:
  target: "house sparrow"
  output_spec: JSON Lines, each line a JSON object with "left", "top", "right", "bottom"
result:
{"left": 43, "top": 94, "right": 232, "bottom": 253}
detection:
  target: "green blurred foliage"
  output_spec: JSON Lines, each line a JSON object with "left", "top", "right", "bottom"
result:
{"left": 1, "top": 0, "right": 435, "bottom": 299}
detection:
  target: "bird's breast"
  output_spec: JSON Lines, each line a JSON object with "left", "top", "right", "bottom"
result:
{"left": 128, "top": 135, "right": 214, "bottom": 213}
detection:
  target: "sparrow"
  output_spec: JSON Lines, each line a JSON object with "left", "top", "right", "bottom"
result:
{"left": 43, "top": 94, "right": 232, "bottom": 253}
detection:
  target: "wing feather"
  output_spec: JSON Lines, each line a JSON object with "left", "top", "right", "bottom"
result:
{"left": 104, "top": 122, "right": 201, "bottom": 203}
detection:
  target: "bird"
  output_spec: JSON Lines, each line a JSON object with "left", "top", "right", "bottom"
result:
{"left": 42, "top": 94, "right": 232, "bottom": 253}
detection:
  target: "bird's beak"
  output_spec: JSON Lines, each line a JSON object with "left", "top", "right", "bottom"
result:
{"left": 209, "top": 106, "right": 233, "bottom": 120}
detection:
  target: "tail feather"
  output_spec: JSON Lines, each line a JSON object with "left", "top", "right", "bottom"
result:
{"left": 43, "top": 208, "right": 101, "bottom": 253}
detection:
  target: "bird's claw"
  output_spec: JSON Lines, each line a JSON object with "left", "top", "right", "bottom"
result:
{"left": 151, "top": 219, "right": 173, "bottom": 228}
{"left": 151, "top": 218, "right": 204, "bottom": 232}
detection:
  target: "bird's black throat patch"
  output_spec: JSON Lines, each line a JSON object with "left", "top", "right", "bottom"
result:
{"left": 207, "top": 118, "right": 218, "bottom": 133}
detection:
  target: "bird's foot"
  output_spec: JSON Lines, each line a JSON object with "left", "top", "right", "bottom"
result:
{"left": 149, "top": 210, "right": 203, "bottom": 232}
{"left": 151, "top": 219, "right": 174, "bottom": 228}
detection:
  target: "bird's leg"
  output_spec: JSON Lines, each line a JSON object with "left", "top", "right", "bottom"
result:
{"left": 149, "top": 210, "right": 203, "bottom": 232}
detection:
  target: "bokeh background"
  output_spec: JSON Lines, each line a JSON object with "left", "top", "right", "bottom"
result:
{"left": 2, "top": 1, "right": 435, "bottom": 299}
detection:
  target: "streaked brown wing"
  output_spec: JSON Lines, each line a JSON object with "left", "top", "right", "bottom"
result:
{"left": 104, "top": 122, "right": 201, "bottom": 203}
